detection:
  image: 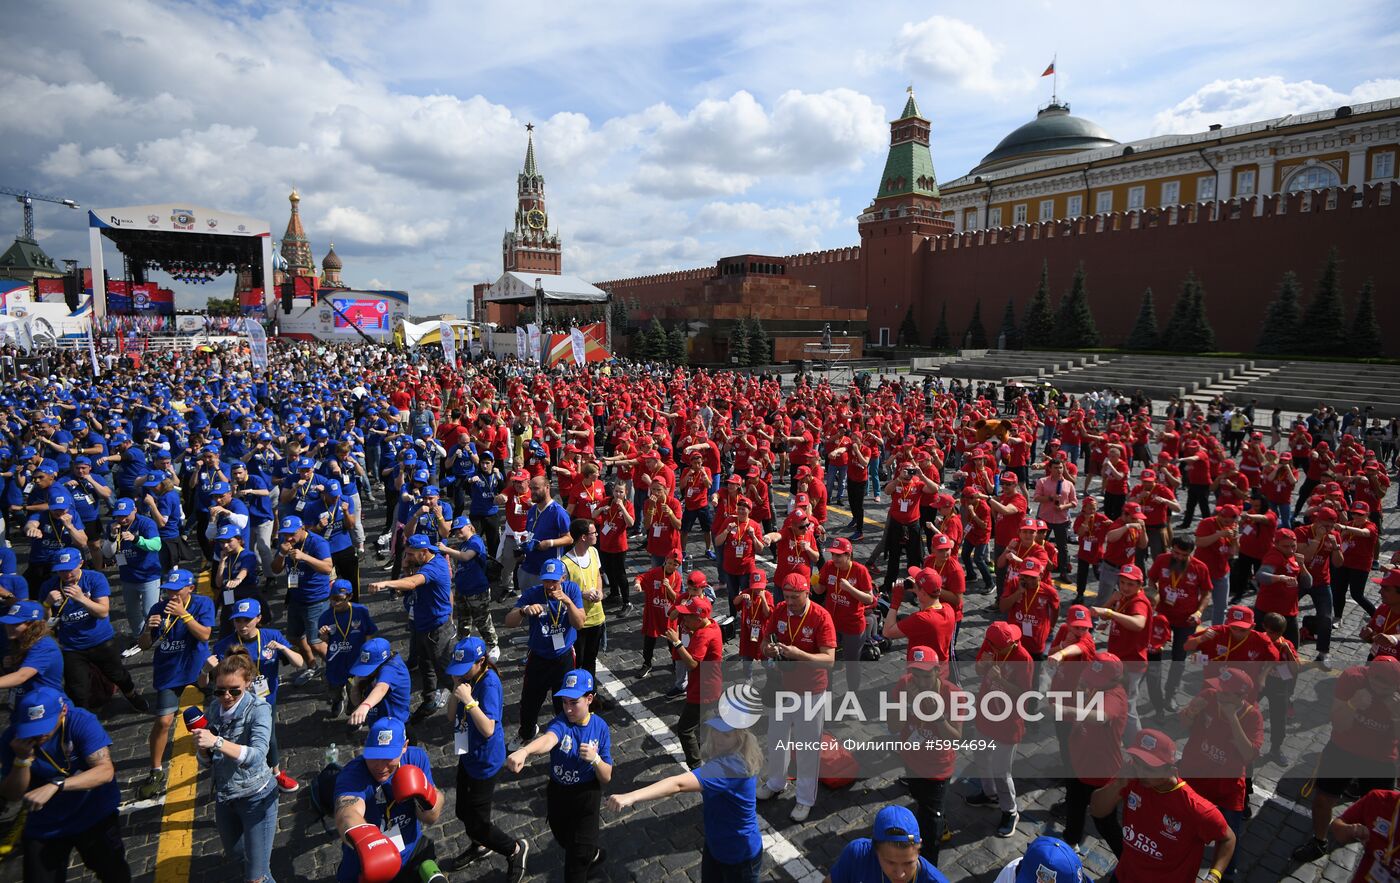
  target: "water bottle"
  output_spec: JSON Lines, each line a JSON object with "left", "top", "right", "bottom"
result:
{"left": 325, "top": 743, "right": 338, "bottom": 766}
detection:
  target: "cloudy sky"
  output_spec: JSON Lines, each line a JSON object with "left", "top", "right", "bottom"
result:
{"left": 3, "top": 0, "right": 1397, "bottom": 313}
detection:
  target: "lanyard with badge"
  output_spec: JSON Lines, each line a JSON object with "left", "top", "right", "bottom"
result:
{"left": 38, "top": 716, "right": 72, "bottom": 777}
{"left": 286, "top": 536, "right": 305, "bottom": 588}
{"left": 454, "top": 669, "right": 490, "bottom": 755}
{"left": 541, "top": 595, "right": 567, "bottom": 651}
{"left": 235, "top": 631, "right": 273, "bottom": 698}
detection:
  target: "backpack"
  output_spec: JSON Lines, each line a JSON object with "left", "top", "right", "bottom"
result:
{"left": 818, "top": 732, "right": 859, "bottom": 789}
{"left": 308, "top": 762, "right": 343, "bottom": 833}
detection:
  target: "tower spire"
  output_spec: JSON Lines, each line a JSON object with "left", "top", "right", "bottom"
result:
{"left": 523, "top": 123, "right": 538, "bottom": 177}
{"left": 901, "top": 84, "right": 921, "bottom": 120}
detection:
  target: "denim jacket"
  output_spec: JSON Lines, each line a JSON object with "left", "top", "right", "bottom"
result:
{"left": 206, "top": 691, "right": 274, "bottom": 802}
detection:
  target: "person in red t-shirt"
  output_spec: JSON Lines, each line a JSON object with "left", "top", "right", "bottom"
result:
{"left": 1331, "top": 787, "right": 1400, "bottom": 883}
{"left": 636, "top": 551, "right": 683, "bottom": 678}
{"left": 676, "top": 452, "right": 716, "bottom": 563}
{"left": 1149, "top": 536, "right": 1214, "bottom": 710}
{"left": 1362, "top": 572, "right": 1400, "bottom": 662}
{"left": 818, "top": 537, "right": 876, "bottom": 692}
{"left": 923, "top": 534, "right": 966, "bottom": 636}
{"left": 881, "top": 463, "right": 930, "bottom": 593}
{"left": 959, "top": 486, "right": 994, "bottom": 593}
{"left": 1335, "top": 501, "right": 1380, "bottom": 621}
{"left": 1063, "top": 652, "right": 1128, "bottom": 851}
{"left": 881, "top": 567, "right": 955, "bottom": 663}
{"left": 1291, "top": 658, "right": 1400, "bottom": 865}
{"left": 886, "top": 646, "right": 964, "bottom": 863}
{"left": 966, "top": 621, "right": 1033, "bottom": 838}
{"left": 1094, "top": 563, "right": 1152, "bottom": 741}
{"left": 594, "top": 481, "right": 635, "bottom": 610}
{"left": 766, "top": 503, "right": 820, "bottom": 594}
{"left": 1179, "top": 667, "right": 1263, "bottom": 882}
{"left": 1098, "top": 501, "right": 1148, "bottom": 606}
{"left": 1072, "top": 497, "right": 1110, "bottom": 606}
{"left": 1194, "top": 504, "right": 1241, "bottom": 626}
{"left": 758, "top": 573, "right": 837, "bottom": 822}
{"left": 735, "top": 569, "right": 774, "bottom": 679}
{"left": 642, "top": 481, "right": 682, "bottom": 567}
{"left": 717, "top": 498, "right": 767, "bottom": 610}
{"left": 1253, "top": 527, "right": 1312, "bottom": 649}
{"left": 664, "top": 596, "right": 723, "bottom": 767}
{"left": 998, "top": 560, "right": 1060, "bottom": 659}
{"left": 1090, "top": 728, "right": 1235, "bottom": 883}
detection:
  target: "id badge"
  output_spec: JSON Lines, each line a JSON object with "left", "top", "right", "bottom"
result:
{"left": 252, "top": 675, "right": 270, "bottom": 698}
{"left": 1083, "top": 540, "right": 1094, "bottom": 552}
{"left": 551, "top": 630, "right": 566, "bottom": 651}
{"left": 454, "top": 729, "right": 472, "bottom": 755}
{"left": 652, "top": 523, "right": 663, "bottom": 538}
{"left": 899, "top": 500, "right": 911, "bottom": 512}
{"left": 287, "top": 571, "right": 300, "bottom": 589}
{"left": 1021, "top": 619, "right": 1033, "bottom": 637}
{"left": 602, "top": 523, "right": 614, "bottom": 535}
{"left": 749, "top": 625, "right": 760, "bottom": 642}
{"left": 115, "top": 552, "right": 128, "bottom": 567}
{"left": 295, "top": 500, "right": 306, "bottom": 513}
{"left": 223, "top": 590, "right": 235, "bottom": 606}
{"left": 382, "top": 823, "right": 405, "bottom": 854}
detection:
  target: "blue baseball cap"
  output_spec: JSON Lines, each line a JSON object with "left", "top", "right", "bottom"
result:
{"left": 13, "top": 687, "right": 66, "bottom": 739}
{"left": 412, "top": 468, "right": 430, "bottom": 483}
{"left": 363, "top": 717, "right": 407, "bottom": 760}
{"left": 295, "top": 457, "right": 315, "bottom": 470}
{"left": 278, "top": 516, "right": 304, "bottom": 534}
{"left": 37, "top": 460, "right": 59, "bottom": 476}
{"left": 112, "top": 498, "right": 136, "bottom": 517}
{"left": 406, "top": 534, "right": 433, "bottom": 550}
{"left": 110, "top": 432, "right": 130, "bottom": 444}
{"left": 350, "top": 637, "right": 392, "bottom": 676}
{"left": 0, "top": 600, "right": 46, "bottom": 624}
{"left": 214, "top": 523, "right": 240, "bottom": 541}
{"left": 423, "top": 484, "right": 440, "bottom": 497}
{"left": 72, "top": 455, "right": 92, "bottom": 467}
{"left": 231, "top": 598, "right": 261, "bottom": 620}
{"left": 555, "top": 669, "right": 595, "bottom": 699}
{"left": 321, "top": 479, "right": 341, "bottom": 496}
{"left": 329, "top": 578, "right": 353, "bottom": 597}
{"left": 539, "top": 558, "right": 567, "bottom": 581}
{"left": 444, "top": 637, "right": 487, "bottom": 676}
{"left": 450, "top": 515, "right": 472, "bottom": 531}
{"left": 51, "top": 547, "right": 84, "bottom": 572}
{"left": 872, "top": 805, "right": 921, "bottom": 844}
{"left": 47, "top": 488, "right": 72, "bottom": 510}
{"left": 1016, "top": 836, "right": 1090, "bottom": 883}
{"left": 210, "top": 481, "right": 231, "bottom": 495}
{"left": 160, "top": 569, "right": 195, "bottom": 592}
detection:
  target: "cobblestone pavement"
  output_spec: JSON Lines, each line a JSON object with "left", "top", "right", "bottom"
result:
{"left": 25, "top": 476, "right": 1398, "bottom": 883}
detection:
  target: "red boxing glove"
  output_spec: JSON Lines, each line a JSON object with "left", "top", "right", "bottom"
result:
{"left": 389, "top": 763, "right": 438, "bottom": 812}
{"left": 344, "top": 823, "right": 402, "bottom": 883}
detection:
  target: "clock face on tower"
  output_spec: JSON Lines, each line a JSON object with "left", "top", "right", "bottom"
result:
{"left": 526, "top": 209, "right": 546, "bottom": 230}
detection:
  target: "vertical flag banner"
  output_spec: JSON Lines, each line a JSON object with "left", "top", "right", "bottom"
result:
{"left": 516, "top": 327, "right": 527, "bottom": 360}
{"left": 246, "top": 318, "right": 268, "bottom": 371}
{"left": 439, "top": 321, "right": 457, "bottom": 366}
{"left": 468, "top": 326, "right": 482, "bottom": 357}
{"left": 87, "top": 326, "right": 101, "bottom": 376}
{"left": 570, "top": 326, "right": 586, "bottom": 366}
{"left": 527, "top": 323, "right": 542, "bottom": 365}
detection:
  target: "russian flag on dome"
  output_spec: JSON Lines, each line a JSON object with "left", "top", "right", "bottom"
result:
{"left": 1042, "top": 61, "right": 1055, "bottom": 77}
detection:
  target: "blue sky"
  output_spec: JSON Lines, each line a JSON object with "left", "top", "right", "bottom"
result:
{"left": 2, "top": 0, "right": 1397, "bottom": 313}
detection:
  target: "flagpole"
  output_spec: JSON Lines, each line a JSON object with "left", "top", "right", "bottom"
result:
{"left": 1053, "top": 52, "right": 1058, "bottom": 104}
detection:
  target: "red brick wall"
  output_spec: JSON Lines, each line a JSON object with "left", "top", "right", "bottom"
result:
{"left": 913, "top": 185, "right": 1400, "bottom": 355}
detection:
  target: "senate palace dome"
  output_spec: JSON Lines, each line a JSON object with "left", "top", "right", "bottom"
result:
{"left": 972, "top": 101, "right": 1119, "bottom": 174}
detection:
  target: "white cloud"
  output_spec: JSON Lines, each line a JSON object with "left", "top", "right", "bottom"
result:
{"left": 883, "top": 16, "right": 1025, "bottom": 96}
{"left": 693, "top": 199, "right": 843, "bottom": 248}
{"left": 1150, "top": 76, "right": 1400, "bottom": 134}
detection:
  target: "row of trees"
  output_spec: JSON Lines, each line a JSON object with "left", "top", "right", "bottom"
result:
{"left": 632, "top": 317, "right": 688, "bottom": 364}
{"left": 726, "top": 316, "right": 773, "bottom": 367}
{"left": 1255, "top": 248, "right": 1382, "bottom": 357}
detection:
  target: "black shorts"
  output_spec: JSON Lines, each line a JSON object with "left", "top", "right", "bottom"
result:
{"left": 680, "top": 507, "right": 712, "bottom": 533}
{"left": 1315, "top": 741, "right": 1396, "bottom": 797}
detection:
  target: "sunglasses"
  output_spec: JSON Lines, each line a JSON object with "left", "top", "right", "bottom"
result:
{"left": 211, "top": 687, "right": 244, "bottom": 697}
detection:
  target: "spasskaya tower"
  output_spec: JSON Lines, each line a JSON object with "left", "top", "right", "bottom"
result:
{"left": 502, "top": 123, "right": 562, "bottom": 274}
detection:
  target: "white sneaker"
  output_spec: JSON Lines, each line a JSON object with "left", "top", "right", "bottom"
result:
{"left": 789, "top": 803, "right": 812, "bottom": 823}
{"left": 488, "top": 645, "right": 501, "bottom": 663}
{"left": 121, "top": 644, "right": 143, "bottom": 659}
{"left": 756, "top": 783, "right": 783, "bottom": 801}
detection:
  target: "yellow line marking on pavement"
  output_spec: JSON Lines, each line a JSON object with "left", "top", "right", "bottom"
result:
{"left": 153, "top": 684, "right": 204, "bottom": 883}
{"left": 770, "top": 488, "right": 887, "bottom": 529}
{"left": 154, "top": 570, "right": 213, "bottom": 883}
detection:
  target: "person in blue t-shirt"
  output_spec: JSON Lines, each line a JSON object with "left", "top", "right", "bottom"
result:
{"left": 0, "top": 600, "right": 65, "bottom": 699}
{"left": 211, "top": 523, "right": 263, "bottom": 638}
{"left": 368, "top": 534, "right": 455, "bottom": 723}
{"left": 142, "top": 471, "right": 185, "bottom": 573}
{"left": 25, "top": 479, "right": 88, "bottom": 591}
{"left": 348, "top": 637, "right": 413, "bottom": 730}
{"left": 40, "top": 547, "right": 146, "bottom": 713}
{"left": 313, "top": 479, "right": 361, "bottom": 601}
{"left": 135, "top": 568, "right": 215, "bottom": 800}
{"left": 519, "top": 475, "right": 571, "bottom": 584}
{"left": 272, "top": 515, "right": 333, "bottom": 685}
{"left": 504, "top": 557, "right": 585, "bottom": 745}
{"left": 441, "top": 517, "right": 496, "bottom": 656}
{"left": 0, "top": 687, "right": 130, "bottom": 880}
{"left": 505, "top": 668, "right": 613, "bottom": 882}
{"left": 334, "top": 717, "right": 445, "bottom": 883}
{"left": 441, "top": 636, "right": 529, "bottom": 877}
{"left": 827, "top": 805, "right": 952, "bottom": 883}
{"left": 607, "top": 716, "right": 764, "bottom": 882}
{"left": 63, "top": 457, "right": 109, "bottom": 563}
{"left": 230, "top": 460, "right": 275, "bottom": 579}
{"left": 466, "top": 451, "right": 503, "bottom": 555}
{"left": 209, "top": 597, "right": 305, "bottom": 794}
{"left": 316, "top": 579, "right": 378, "bottom": 718}
{"left": 109, "top": 496, "right": 165, "bottom": 648}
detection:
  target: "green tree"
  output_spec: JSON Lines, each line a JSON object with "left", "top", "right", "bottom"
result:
{"left": 1160, "top": 273, "right": 1196, "bottom": 351}
{"left": 997, "top": 297, "right": 1020, "bottom": 349}
{"left": 205, "top": 296, "right": 241, "bottom": 317}
{"left": 1021, "top": 260, "right": 1055, "bottom": 347}
{"left": 1051, "top": 263, "right": 1100, "bottom": 348}
{"left": 668, "top": 325, "right": 688, "bottom": 364}
{"left": 1255, "top": 271, "right": 1304, "bottom": 355}
{"left": 728, "top": 320, "right": 750, "bottom": 367}
{"left": 1125, "top": 288, "right": 1160, "bottom": 350}
{"left": 632, "top": 325, "right": 652, "bottom": 361}
{"left": 964, "top": 298, "right": 988, "bottom": 348}
{"left": 1168, "top": 274, "right": 1216, "bottom": 353}
{"left": 609, "top": 295, "right": 630, "bottom": 334}
{"left": 645, "top": 317, "right": 668, "bottom": 362}
{"left": 1301, "top": 247, "right": 1347, "bottom": 355}
{"left": 1350, "top": 278, "right": 1383, "bottom": 358}
{"left": 897, "top": 305, "right": 921, "bottom": 346}
{"left": 930, "top": 302, "right": 951, "bottom": 349}
{"left": 747, "top": 317, "right": 772, "bottom": 366}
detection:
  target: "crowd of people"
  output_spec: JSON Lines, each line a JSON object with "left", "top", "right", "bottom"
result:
{"left": 0, "top": 336, "right": 1395, "bottom": 883}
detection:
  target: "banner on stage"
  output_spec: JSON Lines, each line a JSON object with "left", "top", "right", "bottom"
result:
{"left": 439, "top": 321, "right": 457, "bottom": 366}
{"left": 516, "top": 327, "right": 527, "bottom": 360}
{"left": 527, "top": 323, "right": 541, "bottom": 365}
{"left": 570, "top": 327, "right": 586, "bottom": 366}
{"left": 245, "top": 318, "right": 268, "bottom": 370}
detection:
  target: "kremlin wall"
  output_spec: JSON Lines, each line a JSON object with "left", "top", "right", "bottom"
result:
{"left": 593, "top": 92, "right": 1400, "bottom": 359}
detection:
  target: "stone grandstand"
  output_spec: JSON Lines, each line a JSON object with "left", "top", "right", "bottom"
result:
{"left": 918, "top": 350, "right": 1400, "bottom": 416}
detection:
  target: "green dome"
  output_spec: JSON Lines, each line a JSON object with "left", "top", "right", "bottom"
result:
{"left": 974, "top": 103, "right": 1117, "bottom": 173}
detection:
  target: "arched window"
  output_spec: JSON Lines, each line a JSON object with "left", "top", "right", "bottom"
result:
{"left": 1285, "top": 164, "right": 1340, "bottom": 193}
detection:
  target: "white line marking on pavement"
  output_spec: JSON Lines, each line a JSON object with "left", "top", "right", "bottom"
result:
{"left": 1249, "top": 783, "right": 1311, "bottom": 820}
{"left": 593, "top": 656, "right": 824, "bottom": 883}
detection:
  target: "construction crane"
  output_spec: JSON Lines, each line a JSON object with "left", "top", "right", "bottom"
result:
{"left": 0, "top": 186, "right": 80, "bottom": 241}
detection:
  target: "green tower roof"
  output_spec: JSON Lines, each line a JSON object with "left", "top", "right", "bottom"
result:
{"left": 900, "top": 91, "right": 921, "bottom": 120}
{"left": 876, "top": 140, "right": 938, "bottom": 200}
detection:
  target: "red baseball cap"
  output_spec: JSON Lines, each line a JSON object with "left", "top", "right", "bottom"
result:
{"left": 1140, "top": 469, "right": 1156, "bottom": 482}
{"left": 1206, "top": 667, "right": 1254, "bottom": 695}
{"left": 1118, "top": 564, "right": 1145, "bottom": 583}
{"left": 931, "top": 534, "right": 955, "bottom": 552}
{"left": 1274, "top": 528, "right": 1297, "bottom": 543}
{"left": 1351, "top": 502, "right": 1371, "bottom": 515}
{"left": 827, "top": 537, "right": 853, "bottom": 555}
{"left": 781, "top": 572, "right": 810, "bottom": 592}
{"left": 1372, "top": 571, "right": 1400, "bottom": 589}
{"left": 1018, "top": 561, "right": 1043, "bottom": 578}
{"left": 1122, "top": 502, "right": 1144, "bottom": 517}
{"left": 1001, "top": 471, "right": 1019, "bottom": 483}
{"left": 985, "top": 621, "right": 1021, "bottom": 650}
{"left": 726, "top": 474, "right": 743, "bottom": 486}
{"left": 905, "top": 566, "right": 943, "bottom": 595}
{"left": 907, "top": 646, "right": 941, "bottom": 671}
{"left": 1066, "top": 604, "right": 1092, "bottom": 625}
{"left": 1314, "top": 507, "right": 1339, "bottom": 521}
{"left": 688, "top": 570, "right": 709, "bottom": 587}
{"left": 1082, "top": 652, "right": 1124, "bottom": 687}
{"left": 747, "top": 570, "right": 769, "bottom": 590}
{"left": 509, "top": 469, "right": 529, "bottom": 482}
{"left": 1125, "top": 728, "right": 1177, "bottom": 768}
{"left": 1225, "top": 605, "right": 1255, "bottom": 629}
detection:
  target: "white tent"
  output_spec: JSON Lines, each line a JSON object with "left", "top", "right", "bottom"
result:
{"left": 482, "top": 271, "right": 607, "bottom": 305}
